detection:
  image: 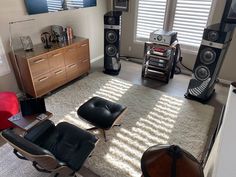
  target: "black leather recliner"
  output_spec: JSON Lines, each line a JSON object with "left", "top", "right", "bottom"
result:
{"left": 1, "top": 120, "right": 98, "bottom": 177}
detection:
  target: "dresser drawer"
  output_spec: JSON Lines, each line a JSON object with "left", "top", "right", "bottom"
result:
{"left": 79, "top": 59, "right": 90, "bottom": 75}
{"left": 48, "top": 50, "right": 65, "bottom": 71}
{"left": 66, "top": 63, "right": 79, "bottom": 81}
{"left": 33, "top": 72, "right": 52, "bottom": 97}
{"left": 64, "top": 45, "right": 81, "bottom": 66}
{"left": 78, "top": 41, "right": 89, "bottom": 60}
{"left": 51, "top": 67, "right": 66, "bottom": 89}
{"left": 29, "top": 55, "right": 49, "bottom": 77}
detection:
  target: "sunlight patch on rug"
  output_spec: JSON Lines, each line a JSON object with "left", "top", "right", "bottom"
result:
{"left": 103, "top": 94, "right": 183, "bottom": 177}
{"left": 93, "top": 78, "right": 133, "bottom": 102}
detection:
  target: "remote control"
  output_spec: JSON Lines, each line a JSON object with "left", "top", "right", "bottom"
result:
{"left": 36, "top": 113, "right": 48, "bottom": 120}
{"left": 9, "top": 113, "right": 22, "bottom": 121}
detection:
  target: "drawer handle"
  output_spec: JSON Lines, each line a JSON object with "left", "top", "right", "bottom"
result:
{"left": 55, "top": 70, "right": 63, "bottom": 75}
{"left": 81, "top": 44, "right": 87, "bottom": 47}
{"left": 34, "top": 58, "right": 46, "bottom": 64}
{"left": 52, "top": 53, "right": 62, "bottom": 57}
{"left": 69, "top": 64, "right": 76, "bottom": 68}
{"left": 38, "top": 77, "right": 49, "bottom": 82}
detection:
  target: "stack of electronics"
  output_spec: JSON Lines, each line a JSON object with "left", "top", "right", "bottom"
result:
{"left": 142, "top": 30, "right": 178, "bottom": 83}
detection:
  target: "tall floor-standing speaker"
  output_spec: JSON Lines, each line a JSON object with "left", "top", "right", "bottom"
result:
{"left": 185, "top": 23, "right": 234, "bottom": 102}
{"left": 104, "top": 11, "right": 122, "bottom": 75}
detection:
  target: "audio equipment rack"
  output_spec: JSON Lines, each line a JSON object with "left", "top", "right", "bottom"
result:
{"left": 142, "top": 41, "right": 178, "bottom": 83}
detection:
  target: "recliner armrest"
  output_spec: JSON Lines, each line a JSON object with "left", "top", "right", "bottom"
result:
{"left": 24, "top": 120, "right": 55, "bottom": 142}
{"left": 1, "top": 129, "right": 52, "bottom": 156}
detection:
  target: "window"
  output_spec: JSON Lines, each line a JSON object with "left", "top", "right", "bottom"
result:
{"left": 136, "top": 0, "right": 167, "bottom": 40}
{"left": 0, "top": 37, "right": 10, "bottom": 76}
{"left": 136, "top": 0, "right": 213, "bottom": 51}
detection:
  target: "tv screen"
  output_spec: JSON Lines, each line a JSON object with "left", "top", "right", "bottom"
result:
{"left": 25, "top": 0, "right": 97, "bottom": 15}
{"left": 222, "top": 0, "right": 236, "bottom": 24}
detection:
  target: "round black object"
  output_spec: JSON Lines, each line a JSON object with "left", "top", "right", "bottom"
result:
{"left": 233, "top": 89, "right": 236, "bottom": 94}
{"left": 106, "top": 45, "right": 118, "bottom": 56}
{"left": 195, "top": 66, "right": 210, "bottom": 81}
{"left": 106, "top": 30, "right": 117, "bottom": 43}
{"left": 208, "top": 31, "right": 219, "bottom": 42}
{"left": 107, "top": 17, "right": 116, "bottom": 25}
{"left": 200, "top": 48, "right": 216, "bottom": 65}
{"left": 156, "top": 35, "right": 163, "bottom": 41}
{"left": 232, "top": 82, "right": 236, "bottom": 87}
{"left": 141, "top": 145, "right": 204, "bottom": 177}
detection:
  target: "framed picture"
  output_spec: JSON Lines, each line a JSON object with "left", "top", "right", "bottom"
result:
{"left": 20, "top": 36, "right": 33, "bottom": 51}
{"left": 222, "top": 0, "right": 236, "bottom": 23}
{"left": 0, "top": 36, "right": 10, "bottom": 76}
{"left": 113, "top": 0, "right": 129, "bottom": 12}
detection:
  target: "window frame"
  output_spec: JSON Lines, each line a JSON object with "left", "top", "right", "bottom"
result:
{"left": 134, "top": 0, "right": 215, "bottom": 54}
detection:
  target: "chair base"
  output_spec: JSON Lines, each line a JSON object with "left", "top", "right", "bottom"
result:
{"left": 87, "top": 124, "right": 121, "bottom": 142}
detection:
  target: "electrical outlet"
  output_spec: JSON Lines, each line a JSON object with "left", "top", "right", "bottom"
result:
{"left": 128, "top": 46, "right": 132, "bottom": 52}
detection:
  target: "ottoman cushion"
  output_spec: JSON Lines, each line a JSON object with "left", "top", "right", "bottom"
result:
{"left": 77, "top": 97, "right": 126, "bottom": 130}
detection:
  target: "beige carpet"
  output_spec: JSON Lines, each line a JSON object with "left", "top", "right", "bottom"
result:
{"left": 0, "top": 72, "right": 214, "bottom": 177}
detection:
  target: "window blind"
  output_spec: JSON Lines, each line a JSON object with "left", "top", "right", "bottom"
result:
{"left": 66, "top": 0, "right": 84, "bottom": 9}
{"left": 47, "top": 0, "right": 63, "bottom": 12}
{"left": 173, "top": 0, "right": 213, "bottom": 47}
{"left": 136, "top": 0, "right": 167, "bottom": 40}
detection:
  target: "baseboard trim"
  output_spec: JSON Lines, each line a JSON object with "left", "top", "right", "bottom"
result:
{"left": 218, "top": 78, "right": 232, "bottom": 85}
{"left": 91, "top": 55, "right": 104, "bottom": 63}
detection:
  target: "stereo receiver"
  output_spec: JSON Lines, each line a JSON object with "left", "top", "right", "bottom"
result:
{"left": 149, "top": 29, "right": 177, "bottom": 46}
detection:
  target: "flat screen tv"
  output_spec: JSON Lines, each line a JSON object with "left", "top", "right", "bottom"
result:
{"left": 222, "top": 0, "right": 236, "bottom": 24}
{"left": 25, "top": 0, "right": 97, "bottom": 15}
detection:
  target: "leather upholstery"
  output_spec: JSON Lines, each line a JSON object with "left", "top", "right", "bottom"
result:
{"left": 78, "top": 97, "right": 127, "bottom": 129}
{"left": 2, "top": 120, "right": 98, "bottom": 173}
{"left": 2, "top": 129, "right": 52, "bottom": 156}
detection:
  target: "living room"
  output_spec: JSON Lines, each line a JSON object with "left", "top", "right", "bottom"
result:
{"left": 0, "top": 0, "right": 235, "bottom": 177}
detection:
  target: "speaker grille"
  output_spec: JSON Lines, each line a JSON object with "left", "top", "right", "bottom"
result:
{"left": 200, "top": 48, "right": 216, "bottom": 65}
{"left": 106, "top": 30, "right": 118, "bottom": 43}
{"left": 106, "top": 45, "right": 118, "bottom": 56}
{"left": 195, "top": 66, "right": 210, "bottom": 81}
{"left": 107, "top": 17, "right": 116, "bottom": 25}
{"left": 207, "top": 31, "right": 219, "bottom": 42}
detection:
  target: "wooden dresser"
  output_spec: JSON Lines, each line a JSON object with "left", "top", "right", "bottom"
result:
{"left": 11, "top": 37, "right": 90, "bottom": 98}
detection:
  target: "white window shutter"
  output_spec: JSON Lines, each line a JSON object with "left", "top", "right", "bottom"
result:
{"left": 0, "top": 37, "right": 10, "bottom": 76}
{"left": 136, "top": 0, "right": 167, "bottom": 41}
{"left": 173, "top": 0, "right": 213, "bottom": 48}
{"left": 47, "top": 0, "right": 63, "bottom": 12}
{"left": 66, "top": 0, "right": 84, "bottom": 9}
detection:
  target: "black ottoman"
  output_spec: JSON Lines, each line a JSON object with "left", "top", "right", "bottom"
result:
{"left": 77, "top": 97, "right": 127, "bottom": 141}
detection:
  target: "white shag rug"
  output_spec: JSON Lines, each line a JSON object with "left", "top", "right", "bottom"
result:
{"left": 0, "top": 72, "right": 214, "bottom": 177}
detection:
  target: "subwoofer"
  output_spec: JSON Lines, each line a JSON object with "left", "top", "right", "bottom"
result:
{"left": 185, "top": 23, "right": 234, "bottom": 102}
{"left": 104, "top": 11, "right": 122, "bottom": 75}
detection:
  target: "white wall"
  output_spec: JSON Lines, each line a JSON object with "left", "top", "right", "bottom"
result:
{"left": 0, "top": 0, "right": 107, "bottom": 93}
{"left": 204, "top": 84, "right": 236, "bottom": 177}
